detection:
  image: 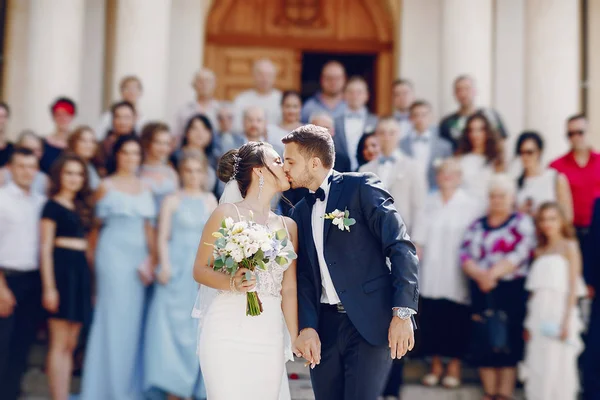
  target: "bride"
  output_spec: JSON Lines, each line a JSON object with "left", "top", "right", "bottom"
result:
{"left": 192, "top": 142, "right": 299, "bottom": 399}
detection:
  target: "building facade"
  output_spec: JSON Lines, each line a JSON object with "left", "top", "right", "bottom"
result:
{"left": 0, "top": 0, "right": 595, "bottom": 163}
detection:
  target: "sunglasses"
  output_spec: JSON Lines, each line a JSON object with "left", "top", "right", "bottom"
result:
{"left": 567, "top": 130, "right": 585, "bottom": 138}
{"left": 519, "top": 149, "right": 537, "bottom": 156}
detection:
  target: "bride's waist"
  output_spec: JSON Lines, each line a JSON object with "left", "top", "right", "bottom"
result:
{"left": 217, "top": 290, "right": 281, "bottom": 299}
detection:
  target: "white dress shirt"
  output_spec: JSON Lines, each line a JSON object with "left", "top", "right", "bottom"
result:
{"left": 344, "top": 108, "right": 367, "bottom": 171}
{"left": 310, "top": 170, "right": 341, "bottom": 304}
{"left": 412, "top": 189, "right": 485, "bottom": 304}
{"left": 411, "top": 129, "right": 432, "bottom": 173}
{"left": 393, "top": 110, "right": 413, "bottom": 140}
{"left": 376, "top": 155, "right": 395, "bottom": 188}
{"left": 233, "top": 89, "right": 283, "bottom": 132}
{"left": 0, "top": 182, "right": 45, "bottom": 271}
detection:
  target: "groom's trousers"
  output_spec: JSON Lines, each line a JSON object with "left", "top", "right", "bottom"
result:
{"left": 310, "top": 304, "right": 392, "bottom": 400}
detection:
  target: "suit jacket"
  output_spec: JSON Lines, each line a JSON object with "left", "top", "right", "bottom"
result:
{"left": 333, "top": 113, "right": 378, "bottom": 172}
{"left": 359, "top": 151, "right": 427, "bottom": 233}
{"left": 399, "top": 128, "right": 453, "bottom": 191}
{"left": 290, "top": 171, "right": 419, "bottom": 346}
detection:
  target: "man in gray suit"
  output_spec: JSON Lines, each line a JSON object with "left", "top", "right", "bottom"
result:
{"left": 400, "top": 100, "right": 453, "bottom": 191}
{"left": 333, "top": 76, "right": 378, "bottom": 171}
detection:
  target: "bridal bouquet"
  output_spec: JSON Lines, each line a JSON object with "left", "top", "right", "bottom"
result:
{"left": 207, "top": 216, "right": 297, "bottom": 316}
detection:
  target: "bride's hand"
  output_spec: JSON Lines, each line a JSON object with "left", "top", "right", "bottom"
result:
{"left": 233, "top": 268, "right": 256, "bottom": 292}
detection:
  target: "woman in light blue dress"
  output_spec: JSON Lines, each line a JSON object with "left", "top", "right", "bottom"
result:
{"left": 80, "top": 136, "right": 156, "bottom": 400}
{"left": 144, "top": 152, "right": 217, "bottom": 400}
{"left": 139, "top": 122, "right": 179, "bottom": 210}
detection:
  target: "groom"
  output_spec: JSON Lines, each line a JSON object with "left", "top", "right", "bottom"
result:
{"left": 282, "top": 124, "right": 419, "bottom": 400}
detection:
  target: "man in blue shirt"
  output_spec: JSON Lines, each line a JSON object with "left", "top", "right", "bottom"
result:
{"left": 301, "top": 61, "right": 347, "bottom": 123}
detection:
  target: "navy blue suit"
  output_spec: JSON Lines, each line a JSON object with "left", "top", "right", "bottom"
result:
{"left": 584, "top": 198, "right": 600, "bottom": 399}
{"left": 291, "top": 171, "right": 419, "bottom": 400}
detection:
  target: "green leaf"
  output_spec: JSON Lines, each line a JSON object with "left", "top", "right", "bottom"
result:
{"left": 287, "top": 251, "right": 298, "bottom": 260}
{"left": 276, "top": 256, "right": 286, "bottom": 266}
{"left": 281, "top": 237, "right": 288, "bottom": 248}
{"left": 254, "top": 248, "right": 264, "bottom": 262}
{"left": 345, "top": 218, "right": 356, "bottom": 226}
{"left": 225, "top": 257, "right": 234, "bottom": 269}
{"left": 215, "top": 238, "right": 227, "bottom": 248}
{"left": 256, "top": 259, "right": 267, "bottom": 270}
{"left": 344, "top": 209, "right": 349, "bottom": 218}
{"left": 221, "top": 219, "right": 227, "bottom": 229}
{"left": 213, "top": 258, "right": 224, "bottom": 269}
{"left": 275, "top": 229, "right": 287, "bottom": 240}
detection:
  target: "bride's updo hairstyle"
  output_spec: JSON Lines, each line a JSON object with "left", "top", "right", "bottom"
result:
{"left": 218, "top": 141, "right": 278, "bottom": 197}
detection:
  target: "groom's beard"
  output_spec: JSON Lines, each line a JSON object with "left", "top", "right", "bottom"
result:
{"left": 289, "top": 168, "right": 313, "bottom": 189}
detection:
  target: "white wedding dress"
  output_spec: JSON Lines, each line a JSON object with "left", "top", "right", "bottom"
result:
{"left": 196, "top": 202, "right": 294, "bottom": 400}
{"left": 519, "top": 254, "right": 586, "bottom": 400}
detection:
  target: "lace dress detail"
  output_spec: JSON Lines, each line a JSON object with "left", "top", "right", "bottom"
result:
{"left": 215, "top": 205, "right": 293, "bottom": 298}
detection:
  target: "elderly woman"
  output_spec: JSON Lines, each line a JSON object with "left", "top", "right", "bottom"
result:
{"left": 411, "top": 158, "right": 485, "bottom": 389}
{"left": 459, "top": 174, "right": 536, "bottom": 400}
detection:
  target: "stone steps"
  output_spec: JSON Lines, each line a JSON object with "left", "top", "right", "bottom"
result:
{"left": 22, "top": 343, "right": 525, "bottom": 400}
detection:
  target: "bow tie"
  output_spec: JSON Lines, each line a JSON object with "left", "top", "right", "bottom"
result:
{"left": 346, "top": 112, "right": 363, "bottom": 119}
{"left": 305, "top": 187, "right": 326, "bottom": 207}
{"left": 379, "top": 155, "right": 396, "bottom": 165}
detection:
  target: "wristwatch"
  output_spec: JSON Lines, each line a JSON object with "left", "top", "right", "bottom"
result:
{"left": 392, "top": 307, "right": 414, "bottom": 320}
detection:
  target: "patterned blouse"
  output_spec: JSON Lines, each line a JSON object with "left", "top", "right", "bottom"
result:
{"left": 459, "top": 212, "right": 536, "bottom": 280}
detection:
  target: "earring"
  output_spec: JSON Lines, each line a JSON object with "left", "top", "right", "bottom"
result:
{"left": 258, "top": 175, "right": 264, "bottom": 199}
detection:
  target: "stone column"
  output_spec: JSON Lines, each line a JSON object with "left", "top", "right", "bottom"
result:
{"left": 111, "top": 0, "right": 172, "bottom": 121}
{"left": 525, "top": 0, "right": 580, "bottom": 163}
{"left": 27, "top": 0, "right": 86, "bottom": 134}
{"left": 586, "top": 0, "right": 600, "bottom": 149}
{"left": 440, "top": 0, "right": 493, "bottom": 114}
{"left": 166, "top": 0, "right": 204, "bottom": 126}
{"left": 399, "top": 0, "right": 442, "bottom": 120}
{"left": 494, "top": 0, "right": 525, "bottom": 170}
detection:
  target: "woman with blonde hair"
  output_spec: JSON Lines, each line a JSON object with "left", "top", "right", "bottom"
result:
{"left": 520, "top": 202, "right": 586, "bottom": 400}
{"left": 143, "top": 151, "right": 217, "bottom": 399}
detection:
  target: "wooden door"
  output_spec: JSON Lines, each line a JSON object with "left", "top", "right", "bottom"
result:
{"left": 204, "top": 0, "right": 395, "bottom": 112}
{"left": 204, "top": 45, "right": 302, "bottom": 101}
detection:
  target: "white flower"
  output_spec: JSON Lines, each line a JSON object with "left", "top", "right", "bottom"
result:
{"left": 332, "top": 210, "right": 345, "bottom": 219}
{"left": 224, "top": 217, "right": 234, "bottom": 230}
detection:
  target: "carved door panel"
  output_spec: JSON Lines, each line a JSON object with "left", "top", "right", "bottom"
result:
{"left": 205, "top": 0, "right": 395, "bottom": 112}
{"left": 204, "top": 45, "right": 302, "bottom": 101}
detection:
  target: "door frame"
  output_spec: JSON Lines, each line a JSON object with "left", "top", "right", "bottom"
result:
{"left": 203, "top": 0, "right": 400, "bottom": 115}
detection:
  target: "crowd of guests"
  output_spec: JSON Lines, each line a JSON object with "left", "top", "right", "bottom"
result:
{"left": 0, "top": 56, "right": 599, "bottom": 400}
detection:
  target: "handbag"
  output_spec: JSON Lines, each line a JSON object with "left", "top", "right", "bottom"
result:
{"left": 468, "top": 293, "right": 511, "bottom": 361}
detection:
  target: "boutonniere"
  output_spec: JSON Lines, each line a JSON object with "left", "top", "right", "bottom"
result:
{"left": 323, "top": 209, "right": 356, "bottom": 232}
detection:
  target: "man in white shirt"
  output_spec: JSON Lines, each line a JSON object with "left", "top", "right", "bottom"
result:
{"left": 400, "top": 101, "right": 453, "bottom": 192}
{"left": 0, "top": 148, "right": 45, "bottom": 400}
{"left": 392, "top": 79, "right": 415, "bottom": 140}
{"left": 283, "top": 125, "right": 418, "bottom": 399}
{"left": 233, "top": 59, "right": 282, "bottom": 132}
{"left": 360, "top": 117, "right": 427, "bottom": 233}
{"left": 173, "top": 68, "right": 221, "bottom": 145}
{"left": 333, "top": 76, "right": 378, "bottom": 171}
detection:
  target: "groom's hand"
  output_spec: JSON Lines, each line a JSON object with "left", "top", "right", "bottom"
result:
{"left": 388, "top": 317, "right": 414, "bottom": 359}
{"left": 294, "top": 328, "right": 321, "bottom": 368}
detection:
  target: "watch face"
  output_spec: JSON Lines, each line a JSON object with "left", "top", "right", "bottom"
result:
{"left": 394, "top": 309, "right": 411, "bottom": 319}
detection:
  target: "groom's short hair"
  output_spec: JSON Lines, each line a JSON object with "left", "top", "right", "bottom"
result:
{"left": 282, "top": 124, "right": 335, "bottom": 169}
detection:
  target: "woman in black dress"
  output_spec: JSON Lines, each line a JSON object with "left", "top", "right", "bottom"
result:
{"left": 40, "top": 154, "right": 94, "bottom": 400}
